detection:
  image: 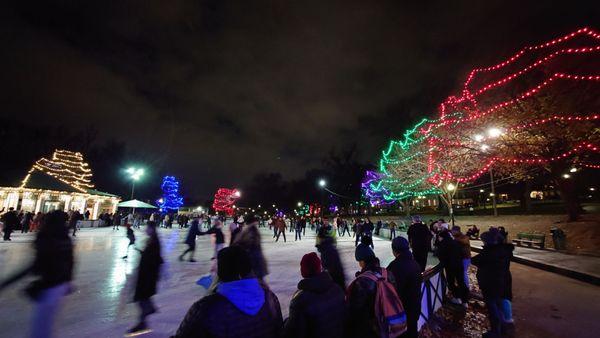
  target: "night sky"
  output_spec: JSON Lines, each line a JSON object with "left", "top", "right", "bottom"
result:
{"left": 1, "top": 1, "right": 597, "bottom": 200}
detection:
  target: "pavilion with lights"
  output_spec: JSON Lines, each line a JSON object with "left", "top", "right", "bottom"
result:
{"left": 0, "top": 150, "right": 120, "bottom": 219}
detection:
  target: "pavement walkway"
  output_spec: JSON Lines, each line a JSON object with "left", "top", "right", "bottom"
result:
{"left": 471, "top": 240, "right": 600, "bottom": 285}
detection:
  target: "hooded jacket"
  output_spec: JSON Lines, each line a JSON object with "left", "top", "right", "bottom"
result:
{"left": 173, "top": 278, "right": 283, "bottom": 338}
{"left": 233, "top": 225, "right": 268, "bottom": 278}
{"left": 283, "top": 271, "right": 346, "bottom": 338}
{"left": 472, "top": 243, "right": 514, "bottom": 299}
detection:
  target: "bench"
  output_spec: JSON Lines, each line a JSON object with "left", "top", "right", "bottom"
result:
{"left": 512, "top": 232, "right": 545, "bottom": 249}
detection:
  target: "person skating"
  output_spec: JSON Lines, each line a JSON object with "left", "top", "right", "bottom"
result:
{"left": 122, "top": 223, "right": 137, "bottom": 259}
{"left": 387, "top": 237, "right": 423, "bottom": 338}
{"left": 180, "top": 216, "right": 201, "bottom": 262}
{"left": 294, "top": 217, "right": 304, "bottom": 241}
{"left": 127, "top": 221, "right": 163, "bottom": 336}
{"left": 233, "top": 215, "right": 269, "bottom": 280}
{"left": 407, "top": 215, "right": 431, "bottom": 272}
{"left": 283, "top": 252, "right": 346, "bottom": 338}
{"left": 389, "top": 220, "right": 398, "bottom": 240}
{"left": 339, "top": 219, "right": 351, "bottom": 237}
{"left": 113, "top": 212, "right": 121, "bottom": 230}
{"left": 172, "top": 246, "right": 283, "bottom": 338}
{"left": 21, "top": 211, "right": 33, "bottom": 233}
{"left": 201, "top": 220, "right": 226, "bottom": 259}
{"left": 67, "top": 210, "right": 81, "bottom": 237}
{"left": 0, "top": 210, "right": 74, "bottom": 338}
{"left": 275, "top": 216, "right": 287, "bottom": 242}
{"left": 1, "top": 207, "right": 18, "bottom": 241}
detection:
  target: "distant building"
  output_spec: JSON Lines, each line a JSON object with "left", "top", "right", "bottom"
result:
{"left": 0, "top": 149, "right": 120, "bottom": 219}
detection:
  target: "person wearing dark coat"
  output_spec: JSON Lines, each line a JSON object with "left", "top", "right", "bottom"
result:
{"left": 387, "top": 237, "right": 423, "bottom": 338}
{"left": 122, "top": 223, "right": 137, "bottom": 259}
{"left": 21, "top": 211, "right": 33, "bottom": 233}
{"left": 346, "top": 244, "right": 395, "bottom": 338}
{"left": 201, "top": 222, "right": 226, "bottom": 258}
{"left": 172, "top": 246, "right": 283, "bottom": 338}
{"left": 407, "top": 215, "right": 431, "bottom": 272}
{"left": 180, "top": 217, "right": 201, "bottom": 262}
{"left": 315, "top": 235, "right": 346, "bottom": 291}
{"left": 436, "top": 231, "right": 469, "bottom": 306}
{"left": 0, "top": 210, "right": 74, "bottom": 338}
{"left": 233, "top": 215, "right": 269, "bottom": 280}
{"left": 283, "top": 252, "right": 346, "bottom": 338}
{"left": 472, "top": 230, "right": 514, "bottom": 338}
{"left": 2, "top": 207, "right": 19, "bottom": 241}
{"left": 128, "top": 221, "right": 163, "bottom": 335}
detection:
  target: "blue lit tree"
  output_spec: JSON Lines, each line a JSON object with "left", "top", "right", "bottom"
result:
{"left": 158, "top": 176, "right": 183, "bottom": 212}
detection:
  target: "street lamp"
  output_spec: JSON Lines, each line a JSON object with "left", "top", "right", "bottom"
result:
{"left": 319, "top": 179, "right": 327, "bottom": 188}
{"left": 563, "top": 174, "right": 571, "bottom": 179}
{"left": 569, "top": 168, "right": 578, "bottom": 173}
{"left": 487, "top": 127, "right": 503, "bottom": 138}
{"left": 318, "top": 179, "right": 327, "bottom": 217}
{"left": 297, "top": 201, "right": 303, "bottom": 207}
{"left": 446, "top": 183, "right": 456, "bottom": 191}
{"left": 126, "top": 167, "right": 144, "bottom": 199}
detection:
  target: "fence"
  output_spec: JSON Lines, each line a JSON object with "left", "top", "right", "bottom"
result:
{"left": 418, "top": 263, "right": 446, "bottom": 330}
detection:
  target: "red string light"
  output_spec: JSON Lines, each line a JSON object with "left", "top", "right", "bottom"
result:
{"left": 212, "top": 188, "right": 241, "bottom": 215}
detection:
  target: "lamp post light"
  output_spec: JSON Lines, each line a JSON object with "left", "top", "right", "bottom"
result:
{"left": 126, "top": 167, "right": 144, "bottom": 200}
{"left": 474, "top": 128, "right": 502, "bottom": 217}
{"left": 318, "top": 179, "right": 327, "bottom": 217}
{"left": 445, "top": 183, "right": 457, "bottom": 226}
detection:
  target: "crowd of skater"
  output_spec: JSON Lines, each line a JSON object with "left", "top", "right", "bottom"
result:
{"left": 0, "top": 207, "right": 514, "bottom": 338}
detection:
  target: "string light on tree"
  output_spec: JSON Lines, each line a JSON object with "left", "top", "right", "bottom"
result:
{"left": 157, "top": 176, "right": 184, "bottom": 212}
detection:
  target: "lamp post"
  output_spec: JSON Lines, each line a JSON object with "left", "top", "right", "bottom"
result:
{"left": 318, "top": 179, "right": 327, "bottom": 217}
{"left": 474, "top": 127, "right": 502, "bottom": 217}
{"left": 126, "top": 167, "right": 144, "bottom": 199}
{"left": 446, "top": 183, "right": 456, "bottom": 226}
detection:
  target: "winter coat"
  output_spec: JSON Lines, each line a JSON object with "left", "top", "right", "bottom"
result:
{"left": 283, "top": 271, "right": 346, "bottom": 338}
{"left": 185, "top": 221, "right": 201, "bottom": 246}
{"left": 204, "top": 226, "right": 225, "bottom": 244}
{"left": 233, "top": 225, "right": 269, "bottom": 279}
{"left": 454, "top": 233, "right": 472, "bottom": 259}
{"left": 346, "top": 265, "right": 395, "bottom": 338}
{"left": 1, "top": 211, "right": 19, "bottom": 230}
{"left": 172, "top": 278, "right": 283, "bottom": 338}
{"left": 134, "top": 234, "right": 163, "bottom": 301}
{"left": 407, "top": 222, "right": 431, "bottom": 253}
{"left": 386, "top": 254, "right": 422, "bottom": 334}
{"left": 436, "top": 237, "right": 463, "bottom": 270}
{"left": 316, "top": 236, "right": 346, "bottom": 291}
{"left": 31, "top": 232, "right": 74, "bottom": 291}
{"left": 472, "top": 243, "right": 513, "bottom": 299}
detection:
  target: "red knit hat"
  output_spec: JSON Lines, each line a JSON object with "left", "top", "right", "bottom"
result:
{"left": 300, "top": 252, "right": 322, "bottom": 278}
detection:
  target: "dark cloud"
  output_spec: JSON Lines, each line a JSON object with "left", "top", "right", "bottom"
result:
{"left": 1, "top": 0, "right": 597, "bottom": 199}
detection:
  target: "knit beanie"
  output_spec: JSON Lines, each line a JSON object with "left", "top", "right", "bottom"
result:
{"left": 355, "top": 243, "right": 376, "bottom": 262}
{"left": 300, "top": 252, "right": 322, "bottom": 278}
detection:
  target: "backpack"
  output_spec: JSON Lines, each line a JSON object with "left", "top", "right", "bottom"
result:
{"left": 358, "top": 269, "right": 407, "bottom": 338}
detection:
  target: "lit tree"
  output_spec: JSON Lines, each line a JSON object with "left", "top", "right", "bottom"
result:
{"left": 158, "top": 176, "right": 184, "bottom": 212}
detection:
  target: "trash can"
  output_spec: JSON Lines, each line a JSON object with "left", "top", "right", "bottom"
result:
{"left": 550, "top": 227, "right": 566, "bottom": 250}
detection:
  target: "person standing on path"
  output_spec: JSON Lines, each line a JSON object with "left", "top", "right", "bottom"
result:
{"left": 407, "top": 215, "right": 431, "bottom": 272}
{"left": 339, "top": 219, "right": 351, "bottom": 237}
{"left": 179, "top": 216, "right": 201, "bottom": 262}
{"left": 452, "top": 226, "right": 472, "bottom": 289}
{"left": 472, "top": 229, "right": 514, "bottom": 338}
{"left": 0, "top": 210, "right": 74, "bottom": 338}
{"left": 315, "top": 234, "right": 345, "bottom": 291}
{"left": 233, "top": 215, "right": 269, "bottom": 281}
{"left": 283, "top": 252, "right": 346, "bottom": 338}
{"left": 127, "top": 221, "right": 163, "bottom": 335}
{"left": 172, "top": 246, "right": 283, "bottom": 338}
{"left": 437, "top": 231, "right": 469, "bottom": 307}
{"left": 387, "top": 237, "right": 423, "bottom": 338}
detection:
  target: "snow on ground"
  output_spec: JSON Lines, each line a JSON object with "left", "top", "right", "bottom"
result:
{"left": 0, "top": 226, "right": 437, "bottom": 337}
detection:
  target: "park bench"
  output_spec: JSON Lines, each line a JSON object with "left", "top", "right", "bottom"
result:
{"left": 512, "top": 232, "right": 545, "bottom": 249}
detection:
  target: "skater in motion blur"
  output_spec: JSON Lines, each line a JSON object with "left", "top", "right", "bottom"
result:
{"left": 0, "top": 210, "right": 74, "bottom": 338}
{"left": 121, "top": 223, "right": 137, "bottom": 259}
{"left": 126, "top": 221, "right": 163, "bottom": 336}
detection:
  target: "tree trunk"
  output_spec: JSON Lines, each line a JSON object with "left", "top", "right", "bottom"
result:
{"left": 519, "top": 180, "right": 533, "bottom": 213}
{"left": 550, "top": 164, "right": 582, "bottom": 221}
